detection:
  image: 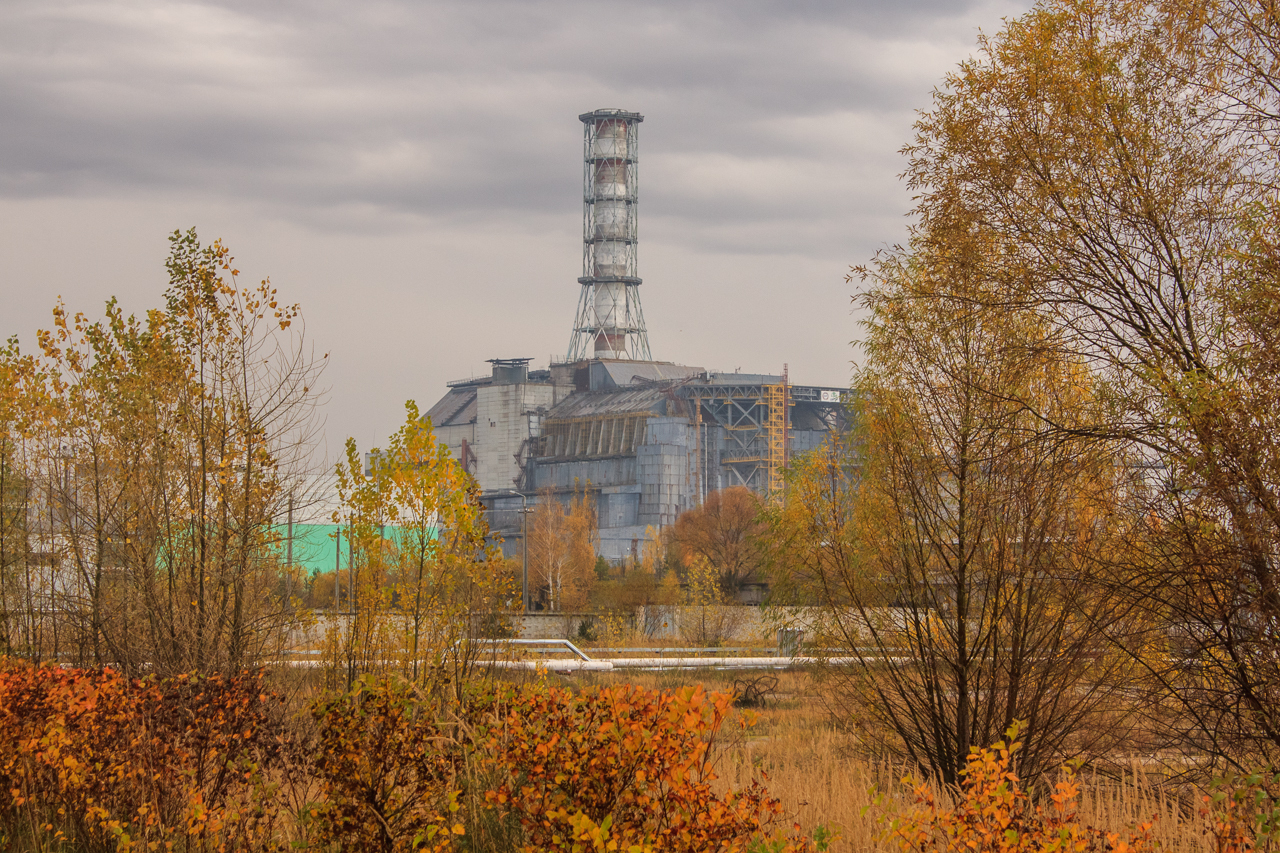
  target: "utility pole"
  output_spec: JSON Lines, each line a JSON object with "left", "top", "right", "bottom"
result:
{"left": 521, "top": 496, "right": 530, "bottom": 613}
{"left": 486, "top": 490, "right": 532, "bottom": 614}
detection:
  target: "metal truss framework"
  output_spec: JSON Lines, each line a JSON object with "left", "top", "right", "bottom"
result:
{"left": 681, "top": 384, "right": 774, "bottom": 495}
{"left": 789, "top": 386, "right": 852, "bottom": 432}
{"left": 679, "top": 383, "right": 849, "bottom": 500}
{"left": 568, "top": 109, "right": 652, "bottom": 362}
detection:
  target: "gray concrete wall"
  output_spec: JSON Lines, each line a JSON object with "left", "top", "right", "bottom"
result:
{"left": 597, "top": 485, "right": 640, "bottom": 529}
{"left": 637, "top": 417, "right": 695, "bottom": 528}
{"left": 474, "top": 383, "right": 559, "bottom": 492}
{"left": 533, "top": 456, "right": 637, "bottom": 493}
{"left": 598, "top": 523, "right": 651, "bottom": 562}
{"left": 288, "top": 606, "right": 828, "bottom": 654}
{"left": 435, "top": 421, "right": 474, "bottom": 466}
{"left": 513, "top": 606, "right": 809, "bottom": 645}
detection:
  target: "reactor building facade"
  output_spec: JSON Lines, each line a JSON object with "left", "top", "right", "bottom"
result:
{"left": 423, "top": 109, "right": 849, "bottom": 569}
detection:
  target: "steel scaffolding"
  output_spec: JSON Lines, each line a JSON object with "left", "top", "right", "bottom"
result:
{"left": 765, "top": 383, "right": 785, "bottom": 501}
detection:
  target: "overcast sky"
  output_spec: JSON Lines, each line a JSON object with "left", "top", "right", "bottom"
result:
{"left": 0, "top": 0, "right": 1028, "bottom": 460}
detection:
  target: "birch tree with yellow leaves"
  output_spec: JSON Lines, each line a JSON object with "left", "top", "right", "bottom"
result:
{"left": 0, "top": 338, "right": 56, "bottom": 660}
{"left": 893, "top": 0, "right": 1280, "bottom": 766}
{"left": 526, "top": 488, "right": 598, "bottom": 612}
{"left": 327, "top": 401, "right": 512, "bottom": 695}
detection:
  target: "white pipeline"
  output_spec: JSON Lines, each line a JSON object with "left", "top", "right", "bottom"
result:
{"left": 485, "top": 656, "right": 869, "bottom": 672}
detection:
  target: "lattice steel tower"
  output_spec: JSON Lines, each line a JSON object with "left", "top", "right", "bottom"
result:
{"left": 567, "top": 109, "right": 652, "bottom": 361}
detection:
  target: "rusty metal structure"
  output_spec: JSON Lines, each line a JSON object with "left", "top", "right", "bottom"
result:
{"left": 567, "top": 110, "right": 650, "bottom": 361}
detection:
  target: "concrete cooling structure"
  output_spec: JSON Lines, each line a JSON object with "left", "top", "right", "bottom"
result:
{"left": 421, "top": 109, "right": 849, "bottom": 583}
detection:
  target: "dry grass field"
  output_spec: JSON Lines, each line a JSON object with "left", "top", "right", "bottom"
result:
{"left": 569, "top": 666, "right": 1216, "bottom": 853}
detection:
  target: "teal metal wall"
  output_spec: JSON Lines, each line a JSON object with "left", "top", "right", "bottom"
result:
{"left": 273, "top": 523, "right": 439, "bottom": 576}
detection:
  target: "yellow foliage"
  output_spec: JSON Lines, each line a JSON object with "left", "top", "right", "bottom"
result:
{"left": 327, "top": 400, "right": 512, "bottom": 695}
{"left": 526, "top": 486, "right": 598, "bottom": 612}
{"left": 883, "top": 724, "right": 1155, "bottom": 853}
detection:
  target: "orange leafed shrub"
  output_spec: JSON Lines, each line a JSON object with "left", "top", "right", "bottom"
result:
{"left": 0, "top": 658, "right": 289, "bottom": 852}
{"left": 308, "top": 678, "right": 817, "bottom": 852}
{"left": 883, "top": 724, "right": 1154, "bottom": 853}
{"left": 483, "top": 682, "right": 812, "bottom": 853}
{"left": 0, "top": 659, "right": 816, "bottom": 853}
{"left": 308, "top": 675, "right": 465, "bottom": 853}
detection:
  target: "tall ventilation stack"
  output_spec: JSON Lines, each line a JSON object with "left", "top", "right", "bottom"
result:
{"left": 567, "top": 109, "right": 652, "bottom": 361}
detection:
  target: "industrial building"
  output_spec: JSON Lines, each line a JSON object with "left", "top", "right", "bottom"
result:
{"left": 424, "top": 109, "right": 848, "bottom": 563}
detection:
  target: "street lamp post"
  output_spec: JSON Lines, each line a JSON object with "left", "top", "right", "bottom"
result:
{"left": 521, "top": 498, "right": 529, "bottom": 614}
{"left": 487, "top": 490, "right": 531, "bottom": 614}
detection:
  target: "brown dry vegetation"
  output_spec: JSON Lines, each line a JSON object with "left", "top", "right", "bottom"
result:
{"left": 567, "top": 666, "right": 1228, "bottom": 853}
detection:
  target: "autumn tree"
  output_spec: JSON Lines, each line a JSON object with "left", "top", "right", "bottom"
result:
{"left": 781, "top": 211, "right": 1141, "bottom": 783}
{"left": 762, "top": 434, "right": 860, "bottom": 614}
{"left": 896, "top": 0, "right": 1280, "bottom": 766}
{"left": 590, "top": 527, "right": 681, "bottom": 615}
{"left": 0, "top": 339, "right": 52, "bottom": 659}
{"left": 525, "top": 488, "right": 597, "bottom": 612}
{"left": 6, "top": 228, "right": 326, "bottom": 675}
{"left": 328, "top": 437, "right": 396, "bottom": 689}
{"left": 328, "top": 401, "right": 511, "bottom": 695}
{"left": 670, "top": 486, "right": 767, "bottom": 598}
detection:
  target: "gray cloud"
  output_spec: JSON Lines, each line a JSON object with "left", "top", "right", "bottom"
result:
{"left": 0, "top": 0, "right": 1010, "bottom": 207}
{"left": 0, "top": 0, "right": 1029, "bottom": 452}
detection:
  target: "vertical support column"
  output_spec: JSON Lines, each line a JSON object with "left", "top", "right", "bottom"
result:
{"left": 783, "top": 363, "right": 790, "bottom": 472}
{"left": 693, "top": 392, "right": 703, "bottom": 507}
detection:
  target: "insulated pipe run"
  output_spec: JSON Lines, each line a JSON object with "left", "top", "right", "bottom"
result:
{"left": 483, "top": 657, "right": 878, "bottom": 672}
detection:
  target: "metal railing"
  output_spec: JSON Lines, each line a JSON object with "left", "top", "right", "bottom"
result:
{"left": 590, "top": 647, "right": 778, "bottom": 656}
{"left": 474, "top": 639, "right": 811, "bottom": 672}
{"left": 271, "top": 640, "right": 841, "bottom": 672}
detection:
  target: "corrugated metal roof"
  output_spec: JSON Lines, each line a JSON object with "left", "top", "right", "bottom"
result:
{"left": 545, "top": 385, "right": 671, "bottom": 419}
{"left": 425, "top": 386, "right": 477, "bottom": 427}
{"left": 597, "top": 360, "right": 704, "bottom": 387}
